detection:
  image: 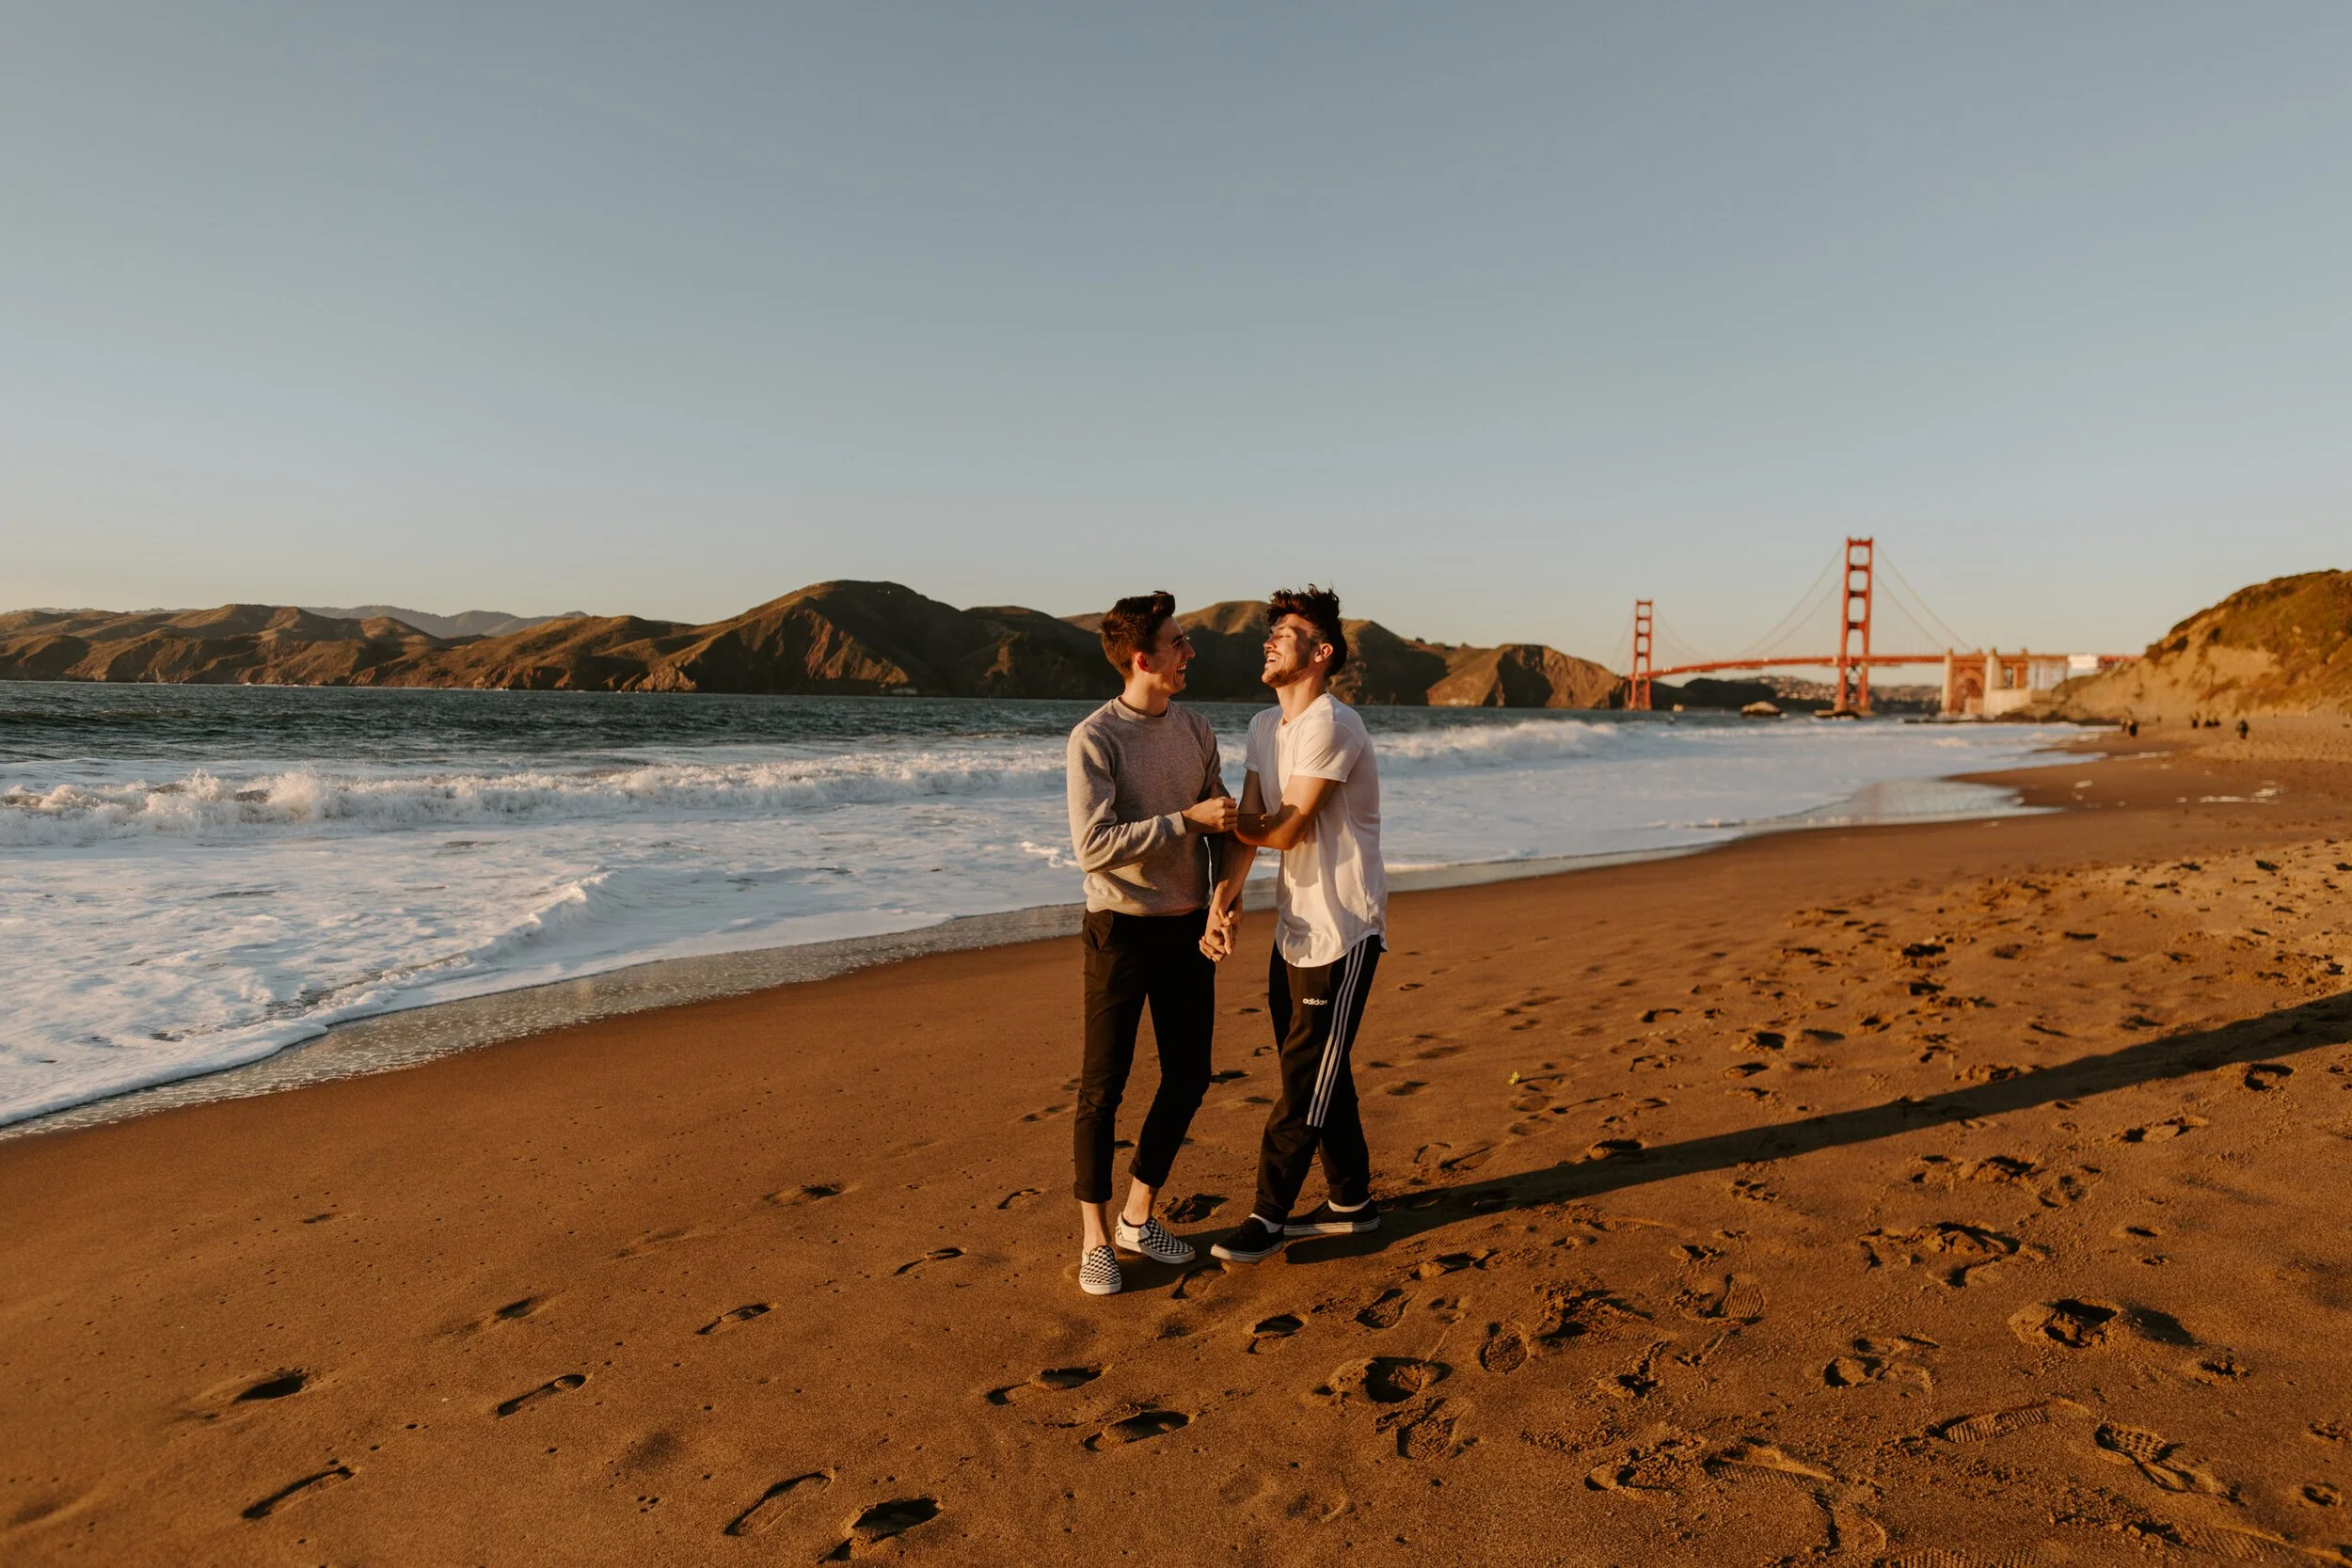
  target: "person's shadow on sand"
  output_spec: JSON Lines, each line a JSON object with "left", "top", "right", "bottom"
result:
{"left": 1280, "top": 988, "right": 2352, "bottom": 1262}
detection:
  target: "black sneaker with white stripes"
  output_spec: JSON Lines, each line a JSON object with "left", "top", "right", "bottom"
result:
{"left": 1284, "top": 1199, "right": 1380, "bottom": 1237}
{"left": 1079, "top": 1243, "right": 1122, "bottom": 1296}
{"left": 1114, "top": 1214, "right": 1197, "bottom": 1266}
{"left": 1209, "top": 1216, "right": 1288, "bottom": 1264}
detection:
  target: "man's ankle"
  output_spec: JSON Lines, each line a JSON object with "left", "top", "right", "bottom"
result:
{"left": 1327, "top": 1196, "right": 1370, "bottom": 1212}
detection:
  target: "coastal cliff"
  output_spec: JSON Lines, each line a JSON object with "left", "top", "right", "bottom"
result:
{"left": 0, "top": 583, "right": 1633, "bottom": 708}
{"left": 2042, "top": 569, "right": 2352, "bottom": 721}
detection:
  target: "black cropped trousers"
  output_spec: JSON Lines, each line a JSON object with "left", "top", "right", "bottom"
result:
{"left": 1073, "top": 908, "right": 1216, "bottom": 1203}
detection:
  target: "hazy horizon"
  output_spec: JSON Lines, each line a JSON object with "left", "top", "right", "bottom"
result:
{"left": 5, "top": 5, "right": 2348, "bottom": 662}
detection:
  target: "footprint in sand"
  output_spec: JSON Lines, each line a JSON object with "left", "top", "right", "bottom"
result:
{"left": 1860, "top": 1224, "right": 2031, "bottom": 1289}
{"left": 1386, "top": 1400, "right": 1461, "bottom": 1460}
{"left": 1585, "top": 1138, "right": 1645, "bottom": 1161}
{"left": 449, "top": 1293, "right": 552, "bottom": 1338}
{"left": 1209, "top": 1069, "right": 1248, "bottom": 1085}
{"left": 1438, "top": 1145, "right": 1495, "bottom": 1175}
{"left": 1601, "top": 1342, "right": 1669, "bottom": 1401}
{"left": 1248, "top": 1315, "right": 1304, "bottom": 1353}
{"left": 1021, "top": 1104, "right": 1071, "bottom": 1122}
{"left": 2094, "top": 1422, "right": 2217, "bottom": 1494}
{"left": 496, "top": 1373, "right": 586, "bottom": 1418}
{"left": 821, "top": 1497, "right": 942, "bottom": 1560}
{"left": 1931, "top": 1398, "right": 2090, "bottom": 1444}
{"left": 241, "top": 1465, "right": 353, "bottom": 1520}
{"left": 696, "top": 1304, "right": 771, "bottom": 1336}
{"left": 1170, "top": 1263, "right": 1228, "bottom": 1301}
{"left": 996, "top": 1188, "right": 1042, "bottom": 1210}
{"left": 1319, "top": 1356, "right": 1448, "bottom": 1407}
{"left": 489, "top": 1294, "right": 548, "bottom": 1324}
{"left": 767, "top": 1183, "right": 847, "bottom": 1207}
{"left": 2120, "top": 1116, "right": 2208, "bottom": 1143}
{"left": 2244, "top": 1063, "right": 2294, "bottom": 1091}
{"left": 234, "top": 1370, "right": 309, "bottom": 1402}
{"left": 1583, "top": 1435, "right": 1705, "bottom": 1494}
{"left": 1356, "top": 1290, "right": 1411, "bottom": 1330}
{"left": 1415, "top": 1042, "right": 1466, "bottom": 1060}
{"left": 1536, "top": 1288, "right": 1652, "bottom": 1344}
{"left": 1085, "top": 1411, "right": 1191, "bottom": 1450}
{"left": 1674, "top": 1273, "right": 1766, "bottom": 1323}
{"left": 616, "top": 1226, "right": 703, "bottom": 1260}
{"left": 1384, "top": 1080, "right": 1430, "bottom": 1097}
{"left": 1164, "top": 1193, "right": 1226, "bottom": 1224}
{"left": 1478, "top": 1323, "right": 1528, "bottom": 1375}
{"left": 987, "top": 1366, "right": 1104, "bottom": 1405}
{"left": 1410, "top": 1250, "right": 1493, "bottom": 1280}
{"left": 2008, "top": 1299, "right": 2119, "bottom": 1350}
{"left": 724, "top": 1470, "right": 831, "bottom": 1536}
{"left": 894, "top": 1248, "right": 963, "bottom": 1277}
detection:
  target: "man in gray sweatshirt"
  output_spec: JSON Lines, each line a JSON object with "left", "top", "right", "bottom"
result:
{"left": 1065, "top": 590, "right": 1238, "bottom": 1297}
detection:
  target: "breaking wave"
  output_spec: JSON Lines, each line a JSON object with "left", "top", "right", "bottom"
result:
{"left": 1, "top": 717, "right": 1629, "bottom": 845}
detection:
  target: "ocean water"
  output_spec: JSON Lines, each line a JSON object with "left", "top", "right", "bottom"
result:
{"left": 0, "top": 683, "right": 2086, "bottom": 1126}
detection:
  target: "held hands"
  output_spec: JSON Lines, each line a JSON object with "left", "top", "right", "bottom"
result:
{"left": 1183, "top": 795, "right": 1240, "bottom": 834}
{"left": 1199, "top": 898, "right": 1242, "bottom": 962}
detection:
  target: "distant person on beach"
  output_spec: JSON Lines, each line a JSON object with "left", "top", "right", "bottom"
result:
{"left": 1201, "top": 586, "right": 1389, "bottom": 1265}
{"left": 1065, "top": 591, "right": 1237, "bottom": 1297}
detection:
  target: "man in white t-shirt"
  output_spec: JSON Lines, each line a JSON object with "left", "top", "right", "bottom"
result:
{"left": 1200, "top": 586, "right": 1389, "bottom": 1264}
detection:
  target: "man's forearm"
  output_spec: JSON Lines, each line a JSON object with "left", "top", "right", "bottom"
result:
{"left": 1209, "top": 838, "right": 1254, "bottom": 914}
{"left": 1232, "top": 809, "right": 1306, "bottom": 852}
{"left": 1072, "top": 809, "right": 1184, "bottom": 873}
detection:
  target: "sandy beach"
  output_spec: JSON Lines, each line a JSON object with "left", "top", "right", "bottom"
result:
{"left": 7, "top": 726, "right": 2352, "bottom": 1566}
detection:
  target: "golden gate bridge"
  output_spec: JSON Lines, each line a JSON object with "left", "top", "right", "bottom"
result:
{"left": 1623, "top": 537, "right": 2135, "bottom": 717}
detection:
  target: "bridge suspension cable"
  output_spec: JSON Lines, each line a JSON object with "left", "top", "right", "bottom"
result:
{"left": 1873, "top": 549, "right": 1971, "bottom": 653}
{"left": 1724, "top": 544, "right": 1844, "bottom": 663}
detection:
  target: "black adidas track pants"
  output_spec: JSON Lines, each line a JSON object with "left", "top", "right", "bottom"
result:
{"left": 1252, "top": 933, "right": 1382, "bottom": 1225}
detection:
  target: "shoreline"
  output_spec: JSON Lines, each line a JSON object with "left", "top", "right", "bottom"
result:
{"left": 6, "top": 726, "right": 2345, "bottom": 1564}
{"left": 1, "top": 764, "right": 2074, "bottom": 1142}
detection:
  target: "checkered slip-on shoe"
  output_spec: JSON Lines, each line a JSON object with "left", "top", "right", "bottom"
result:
{"left": 1079, "top": 1243, "right": 1123, "bottom": 1296}
{"left": 1113, "top": 1214, "right": 1197, "bottom": 1266}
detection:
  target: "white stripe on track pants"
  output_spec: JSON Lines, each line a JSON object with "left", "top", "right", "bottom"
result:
{"left": 1252, "top": 933, "right": 1381, "bottom": 1224}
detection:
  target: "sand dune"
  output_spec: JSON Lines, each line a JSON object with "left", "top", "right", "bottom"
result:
{"left": 5, "top": 730, "right": 2352, "bottom": 1563}
{"left": 2051, "top": 569, "right": 2352, "bottom": 721}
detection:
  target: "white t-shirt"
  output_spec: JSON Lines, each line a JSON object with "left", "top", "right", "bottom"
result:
{"left": 1245, "top": 693, "right": 1386, "bottom": 968}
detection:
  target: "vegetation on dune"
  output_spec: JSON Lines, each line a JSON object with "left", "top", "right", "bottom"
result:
{"left": 2050, "top": 569, "right": 2352, "bottom": 720}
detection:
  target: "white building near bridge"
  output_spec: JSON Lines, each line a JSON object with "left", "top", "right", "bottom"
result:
{"left": 1947, "top": 650, "right": 2118, "bottom": 717}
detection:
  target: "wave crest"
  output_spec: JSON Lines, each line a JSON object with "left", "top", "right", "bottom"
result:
{"left": 1, "top": 714, "right": 1631, "bottom": 846}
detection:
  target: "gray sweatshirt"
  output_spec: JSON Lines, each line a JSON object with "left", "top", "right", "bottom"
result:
{"left": 1065, "top": 698, "right": 1230, "bottom": 914}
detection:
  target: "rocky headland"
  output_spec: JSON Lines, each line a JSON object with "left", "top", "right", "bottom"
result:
{"left": 0, "top": 582, "right": 1645, "bottom": 709}
{"left": 2042, "top": 569, "right": 2352, "bottom": 721}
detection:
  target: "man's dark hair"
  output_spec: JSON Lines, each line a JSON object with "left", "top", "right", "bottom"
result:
{"left": 1268, "top": 585, "right": 1347, "bottom": 673}
{"left": 1099, "top": 590, "right": 1177, "bottom": 673}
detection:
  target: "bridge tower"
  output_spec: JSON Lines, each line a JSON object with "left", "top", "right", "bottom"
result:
{"left": 1835, "top": 536, "right": 1875, "bottom": 715}
{"left": 1629, "top": 599, "right": 1654, "bottom": 711}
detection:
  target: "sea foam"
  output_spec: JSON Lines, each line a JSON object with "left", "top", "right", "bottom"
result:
{"left": 0, "top": 690, "right": 2085, "bottom": 1127}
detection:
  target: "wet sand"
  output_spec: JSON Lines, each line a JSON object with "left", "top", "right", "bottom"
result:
{"left": 7, "top": 726, "right": 2352, "bottom": 1565}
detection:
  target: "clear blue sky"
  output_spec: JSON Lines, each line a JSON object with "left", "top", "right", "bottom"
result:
{"left": 3, "top": 4, "right": 2346, "bottom": 665}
